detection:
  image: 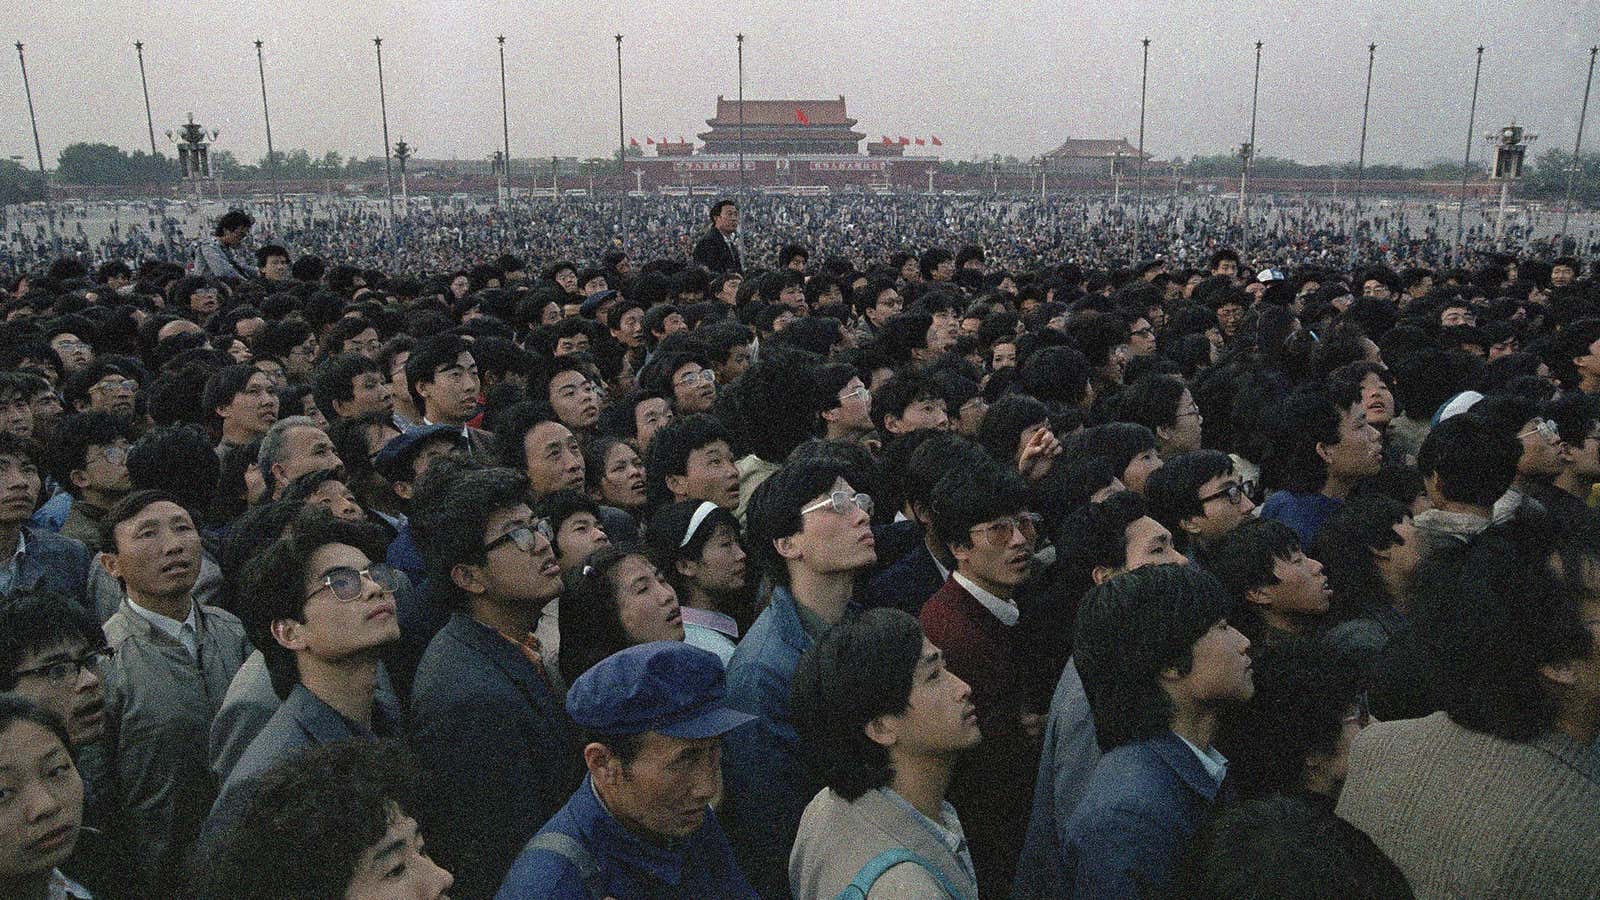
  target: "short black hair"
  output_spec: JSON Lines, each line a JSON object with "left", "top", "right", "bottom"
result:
{"left": 237, "top": 508, "right": 391, "bottom": 697}
{"left": 0, "top": 588, "right": 103, "bottom": 692}
{"left": 214, "top": 209, "right": 253, "bottom": 236}
{"left": 47, "top": 411, "right": 133, "bottom": 499}
{"left": 746, "top": 458, "right": 853, "bottom": 587}
{"left": 1259, "top": 388, "right": 1343, "bottom": 494}
{"left": 1077, "top": 422, "right": 1159, "bottom": 483}
{"left": 1116, "top": 373, "right": 1188, "bottom": 433}
{"left": 408, "top": 461, "right": 530, "bottom": 611}
{"left": 126, "top": 423, "right": 221, "bottom": 515}
{"left": 557, "top": 545, "right": 658, "bottom": 686}
{"left": 1174, "top": 795, "right": 1414, "bottom": 900}
{"left": 870, "top": 368, "right": 942, "bottom": 433}
{"left": 1194, "top": 517, "right": 1303, "bottom": 643}
{"left": 195, "top": 741, "right": 421, "bottom": 900}
{"left": 708, "top": 198, "right": 736, "bottom": 222}
{"left": 1074, "top": 563, "right": 1232, "bottom": 751}
{"left": 928, "top": 462, "right": 1029, "bottom": 555}
{"left": 644, "top": 413, "right": 731, "bottom": 508}
{"left": 311, "top": 354, "right": 384, "bottom": 423}
{"left": 99, "top": 487, "right": 192, "bottom": 554}
{"left": 975, "top": 394, "right": 1049, "bottom": 466}
{"left": 1215, "top": 637, "right": 1364, "bottom": 798}
{"left": 1415, "top": 413, "right": 1519, "bottom": 508}
{"left": 1313, "top": 494, "right": 1409, "bottom": 620}
{"left": 1050, "top": 490, "right": 1150, "bottom": 601}
{"left": 533, "top": 489, "right": 602, "bottom": 560}
{"left": 1412, "top": 520, "right": 1596, "bottom": 741}
{"left": 1145, "top": 449, "right": 1234, "bottom": 546}
{"left": 203, "top": 364, "right": 268, "bottom": 435}
{"left": 403, "top": 334, "right": 475, "bottom": 412}
{"left": 489, "top": 400, "right": 565, "bottom": 471}
{"left": 789, "top": 608, "right": 924, "bottom": 800}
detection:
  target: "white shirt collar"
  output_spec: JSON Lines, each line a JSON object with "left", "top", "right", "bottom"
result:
{"left": 1175, "top": 732, "right": 1229, "bottom": 785}
{"left": 126, "top": 595, "right": 198, "bottom": 655}
{"left": 952, "top": 571, "right": 1018, "bottom": 626}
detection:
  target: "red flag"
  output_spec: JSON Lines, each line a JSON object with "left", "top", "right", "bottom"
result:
{"left": 915, "top": 137, "right": 925, "bottom": 146}
{"left": 645, "top": 137, "right": 654, "bottom": 145}
{"left": 931, "top": 135, "right": 943, "bottom": 146}
{"left": 678, "top": 134, "right": 685, "bottom": 143}
{"left": 629, "top": 137, "right": 639, "bottom": 147}
{"left": 794, "top": 107, "right": 810, "bottom": 125}
{"left": 899, "top": 136, "right": 910, "bottom": 145}
{"left": 881, "top": 135, "right": 892, "bottom": 144}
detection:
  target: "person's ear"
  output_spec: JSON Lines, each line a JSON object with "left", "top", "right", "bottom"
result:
{"left": 1302, "top": 751, "right": 1338, "bottom": 796}
{"left": 864, "top": 714, "right": 898, "bottom": 750}
{"left": 393, "top": 480, "right": 415, "bottom": 501}
{"left": 269, "top": 617, "right": 309, "bottom": 652}
{"left": 1177, "top": 514, "right": 1205, "bottom": 538}
{"left": 949, "top": 540, "right": 974, "bottom": 569}
{"left": 1091, "top": 564, "right": 1117, "bottom": 586}
{"left": 332, "top": 397, "right": 352, "bottom": 420}
{"left": 884, "top": 414, "right": 907, "bottom": 436}
{"left": 583, "top": 742, "right": 620, "bottom": 784}
{"left": 675, "top": 557, "right": 701, "bottom": 581}
{"left": 774, "top": 535, "right": 803, "bottom": 563}
{"left": 68, "top": 468, "right": 91, "bottom": 493}
{"left": 1155, "top": 424, "right": 1174, "bottom": 447}
{"left": 820, "top": 404, "right": 841, "bottom": 425}
{"left": 450, "top": 561, "right": 489, "bottom": 597}
{"left": 1245, "top": 586, "right": 1274, "bottom": 608}
{"left": 1314, "top": 441, "right": 1333, "bottom": 466}
{"left": 1539, "top": 660, "right": 1578, "bottom": 688}
{"left": 100, "top": 551, "right": 122, "bottom": 583}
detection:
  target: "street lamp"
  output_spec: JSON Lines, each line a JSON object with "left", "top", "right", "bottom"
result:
{"left": 1484, "top": 122, "right": 1537, "bottom": 250}
{"left": 166, "top": 113, "right": 219, "bottom": 200}
{"left": 394, "top": 140, "right": 412, "bottom": 216}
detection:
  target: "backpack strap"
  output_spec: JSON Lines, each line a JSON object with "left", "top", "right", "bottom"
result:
{"left": 834, "top": 848, "right": 965, "bottom": 900}
{"left": 523, "top": 831, "right": 605, "bottom": 900}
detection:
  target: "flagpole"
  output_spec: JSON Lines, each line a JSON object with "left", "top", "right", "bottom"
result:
{"left": 374, "top": 37, "right": 396, "bottom": 230}
{"left": 1455, "top": 46, "right": 1484, "bottom": 267}
{"left": 1241, "top": 40, "right": 1262, "bottom": 260}
{"left": 498, "top": 35, "right": 512, "bottom": 209}
{"left": 1350, "top": 43, "right": 1375, "bottom": 267}
{"left": 1135, "top": 37, "right": 1149, "bottom": 259}
{"left": 135, "top": 41, "right": 157, "bottom": 155}
{"left": 15, "top": 42, "right": 59, "bottom": 254}
{"left": 1559, "top": 46, "right": 1597, "bottom": 256}
{"left": 255, "top": 40, "right": 283, "bottom": 225}
{"left": 737, "top": 33, "right": 745, "bottom": 193}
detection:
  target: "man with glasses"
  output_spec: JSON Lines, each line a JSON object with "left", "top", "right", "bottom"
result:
{"left": 99, "top": 489, "right": 251, "bottom": 898}
{"left": 1146, "top": 450, "right": 1258, "bottom": 557}
{"left": 920, "top": 462, "right": 1046, "bottom": 897}
{"left": 204, "top": 511, "right": 405, "bottom": 845}
{"left": 0, "top": 588, "right": 131, "bottom": 899}
{"left": 723, "top": 460, "right": 879, "bottom": 897}
{"left": 64, "top": 361, "right": 138, "bottom": 421}
{"left": 50, "top": 412, "right": 135, "bottom": 553}
{"left": 408, "top": 463, "right": 582, "bottom": 899}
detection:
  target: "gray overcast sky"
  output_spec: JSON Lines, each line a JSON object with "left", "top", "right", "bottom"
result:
{"left": 2, "top": 1, "right": 1596, "bottom": 169}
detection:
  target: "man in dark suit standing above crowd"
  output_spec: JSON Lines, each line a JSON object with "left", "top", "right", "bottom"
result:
{"left": 692, "top": 199, "right": 743, "bottom": 273}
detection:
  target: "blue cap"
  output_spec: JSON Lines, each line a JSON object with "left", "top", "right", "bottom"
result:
{"left": 566, "top": 641, "right": 756, "bottom": 739}
{"left": 372, "top": 424, "right": 465, "bottom": 483}
{"left": 579, "top": 289, "right": 618, "bottom": 319}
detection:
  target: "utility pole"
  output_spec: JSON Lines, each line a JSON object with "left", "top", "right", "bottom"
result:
{"left": 134, "top": 41, "right": 157, "bottom": 155}
{"left": 1351, "top": 43, "right": 1376, "bottom": 266}
{"left": 15, "top": 42, "right": 58, "bottom": 254}
{"left": 498, "top": 35, "right": 512, "bottom": 208}
{"left": 1135, "top": 37, "right": 1150, "bottom": 258}
{"left": 615, "top": 35, "right": 625, "bottom": 176}
{"left": 1240, "top": 40, "right": 1262, "bottom": 259}
{"left": 1455, "top": 47, "right": 1484, "bottom": 267}
{"left": 737, "top": 34, "right": 745, "bottom": 192}
{"left": 1559, "top": 46, "right": 1597, "bottom": 256}
{"left": 374, "top": 37, "right": 396, "bottom": 228}
{"left": 255, "top": 40, "right": 283, "bottom": 223}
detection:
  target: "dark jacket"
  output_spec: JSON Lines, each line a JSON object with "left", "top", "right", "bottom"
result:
{"left": 692, "top": 228, "right": 742, "bottom": 273}
{"left": 409, "top": 612, "right": 584, "bottom": 900}
{"left": 866, "top": 542, "right": 945, "bottom": 617}
{"left": 495, "top": 775, "right": 756, "bottom": 900}
{"left": 1062, "top": 732, "right": 1231, "bottom": 899}
{"left": 5, "top": 524, "right": 92, "bottom": 608}
{"left": 721, "top": 586, "right": 819, "bottom": 899}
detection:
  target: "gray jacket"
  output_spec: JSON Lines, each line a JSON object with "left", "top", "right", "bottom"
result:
{"left": 101, "top": 598, "right": 251, "bottom": 898}
{"left": 1013, "top": 658, "right": 1099, "bottom": 899}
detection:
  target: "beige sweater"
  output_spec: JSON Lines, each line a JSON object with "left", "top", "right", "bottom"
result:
{"left": 1337, "top": 711, "right": 1600, "bottom": 899}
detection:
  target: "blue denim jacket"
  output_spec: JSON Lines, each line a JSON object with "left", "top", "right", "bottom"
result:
{"left": 0, "top": 525, "right": 91, "bottom": 608}
{"left": 720, "top": 585, "right": 820, "bottom": 899}
{"left": 1061, "top": 732, "right": 1231, "bottom": 899}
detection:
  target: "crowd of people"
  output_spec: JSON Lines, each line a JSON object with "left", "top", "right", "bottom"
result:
{"left": 0, "top": 194, "right": 1596, "bottom": 899}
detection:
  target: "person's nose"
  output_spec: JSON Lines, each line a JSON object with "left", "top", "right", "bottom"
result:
{"left": 419, "top": 852, "right": 454, "bottom": 898}
{"left": 23, "top": 777, "right": 65, "bottom": 823}
{"left": 1239, "top": 493, "right": 1256, "bottom": 515}
{"left": 76, "top": 661, "right": 102, "bottom": 693}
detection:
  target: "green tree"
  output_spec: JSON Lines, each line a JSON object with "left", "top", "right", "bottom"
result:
{"left": 0, "top": 158, "right": 45, "bottom": 204}
{"left": 1524, "top": 148, "right": 1600, "bottom": 201}
{"left": 57, "top": 143, "right": 136, "bottom": 184}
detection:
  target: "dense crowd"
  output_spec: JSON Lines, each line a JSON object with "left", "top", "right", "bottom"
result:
{"left": 0, "top": 196, "right": 1597, "bottom": 899}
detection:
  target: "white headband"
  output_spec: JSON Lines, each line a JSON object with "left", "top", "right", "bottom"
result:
{"left": 679, "top": 501, "right": 720, "bottom": 548}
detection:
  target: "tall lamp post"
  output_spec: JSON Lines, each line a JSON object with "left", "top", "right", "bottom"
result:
{"left": 1240, "top": 40, "right": 1262, "bottom": 259}
{"left": 134, "top": 41, "right": 157, "bottom": 155}
{"left": 1350, "top": 43, "right": 1376, "bottom": 266}
{"left": 165, "top": 113, "right": 218, "bottom": 200}
{"left": 1455, "top": 47, "right": 1485, "bottom": 266}
{"left": 373, "top": 37, "right": 396, "bottom": 228}
{"left": 254, "top": 40, "right": 283, "bottom": 223}
{"left": 1485, "top": 123, "right": 1536, "bottom": 250}
{"left": 497, "top": 36, "right": 512, "bottom": 208}
{"left": 1134, "top": 37, "right": 1149, "bottom": 258}
{"left": 1559, "top": 46, "right": 1598, "bottom": 255}
{"left": 615, "top": 35, "right": 625, "bottom": 177}
{"left": 394, "top": 140, "right": 412, "bottom": 216}
{"left": 14, "top": 42, "right": 58, "bottom": 253}
{"left": 737, "top": 34, "right": 745, "bottom": 192}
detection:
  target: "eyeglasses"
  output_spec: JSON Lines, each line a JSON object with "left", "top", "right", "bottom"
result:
{"left": 838, "top": 386, "right": 870, "bottom": 404}
{"left": 1175, "top": 408, "right": 1203, "bottom": 420}
{"left": 969, "top": 513, "right": 1042, "bottom": 547}
{"left": 11, "top": 647, "right": 113, "bottom": 685}
{"left": 90, "top": 379, "right": 137, "bottom": 393}
{"left": 51, "top": 339, "right": 90, "bottom": 352}
{"left": 800, "top": 490, "right": 874, "bottom": 517}
{"left": 1518, "top": 418, "right": 1559, "bottom": 442}
{"left": 1131, "top": 326, "right": 1155, "bottom": 339}
{"left": 307, "top": 564, "right": 401, "bottom": 602}
{"left": 99, "top": 445, "right": 129, "bottom": 466}
{"left": 485, "top": 518, "right": 555, "bottom": 554}
{"left": 676, "top": 369, "right": 717, "bottom": 386}
{"left": 1198, "top": 482, "right": 1245, "bottom": 506}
